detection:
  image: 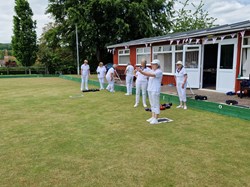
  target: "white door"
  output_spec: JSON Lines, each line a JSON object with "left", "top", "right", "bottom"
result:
{"left": 183, "top": 45, "right": 202, "bottom": 88}
{"left": 216, "top": 39, "right": 237, "bottom": 92}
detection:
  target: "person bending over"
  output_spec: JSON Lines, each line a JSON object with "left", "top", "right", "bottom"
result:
{"left": 106, "top": 64, "right": 117, "bottom": 93}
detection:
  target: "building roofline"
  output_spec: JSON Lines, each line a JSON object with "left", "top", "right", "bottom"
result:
{"left": 107, "top": 20, "right": 250, "bottom": 49}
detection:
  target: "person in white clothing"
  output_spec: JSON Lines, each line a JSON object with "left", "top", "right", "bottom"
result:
{"left": 106, "top": 64, "right": 117, "bottom": 92}
{"left": 80, "top": 59, "right": 90, "bottom": 91}
{"left": 134, "top": 59, "right": 151, "bottom": 107}
{"left": 96, "top": 62, "right": 106, "bottom": 90}
{"left": 124, "top": 62, "right": 134, "bottom": 95}
{"left": 175, "top": 61, "right": 188, "bottom": 110}
{"left": 137, "top": 59, "right": 163, "bottom": 125}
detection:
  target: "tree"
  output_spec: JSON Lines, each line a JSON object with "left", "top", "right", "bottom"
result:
{"left": 172, "top": 0, "right": 217, "bottom": 32}
{"left": 37, "top": 23, "right": 76, "bottom": 74}
{"left": 46, "top": 0, "right": 175, "bottom": 68}
{"left": 12, "top": 0, "right": 37, "bottom": 67}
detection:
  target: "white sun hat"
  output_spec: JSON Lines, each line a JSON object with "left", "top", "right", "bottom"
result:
{"left": 176, "top": 61, "right": 183, "bottom": 65}
{"left": 151, "top": 59, "right": 160, "bottom": 65}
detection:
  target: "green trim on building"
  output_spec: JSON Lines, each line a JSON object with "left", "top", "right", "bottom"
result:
{"left": 60, "top": 75, "right": 250, "bottom": 121}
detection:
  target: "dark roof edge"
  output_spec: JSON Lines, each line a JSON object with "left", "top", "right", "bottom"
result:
{"left": 107, "top": 20, "right": 250, "bottom": 49}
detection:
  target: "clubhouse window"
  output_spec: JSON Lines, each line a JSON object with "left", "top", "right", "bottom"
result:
{"left": 118, "top": 49, "right": 130, "bottom": 65}
{"left": 136, "top": 47, "right": 151, "bottom": 65}
{"left": 153, "top": 45, "right": 173, "bottom": 73}
{"left": 241, "top": 36, "right": 250, "bottom": 78}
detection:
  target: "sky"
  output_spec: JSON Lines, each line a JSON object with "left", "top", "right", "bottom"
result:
{"left": 0, "top": 0, "right": 250, "bottom": 43}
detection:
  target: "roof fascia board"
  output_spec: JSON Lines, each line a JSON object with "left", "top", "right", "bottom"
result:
{"left": 107, "top": 26, "right": 250, "bottom": 49}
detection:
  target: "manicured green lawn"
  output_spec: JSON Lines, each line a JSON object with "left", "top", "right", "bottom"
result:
{"left": 0, "top": 77, "right": 249, "bottom": 186}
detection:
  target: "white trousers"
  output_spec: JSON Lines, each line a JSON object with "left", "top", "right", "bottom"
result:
{"left": 126, "top": 75, "right": 133, "bottom": 94}
{"left": 135, "top": 81, "right": 147, "bottom": 105}
{"left": 148, "top": 91, "right": 160, "bottom": 115}
{"left": 81, "top": 76, "right": 88, "bottom": 90}
{"left": 98, "top": 77, "right": 105, "bottom": 89}
{"left": 176, "top": 82, "right": 187, "bottom": 102}
{"left": 106, "top": 77, "right": 114, "bottom": 92}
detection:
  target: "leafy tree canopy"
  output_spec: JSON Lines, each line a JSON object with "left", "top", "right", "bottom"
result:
{"left": 37, "top": 23, "right": 76, "bottom": 74}
{"left": 43, "top": 0, "right": 216, "bottom": 72}
{"left": 12, "top": 0, "right": 37, "bottom": 67}
{"left": 46, "top": 0, "right": 175, "bottom": 65}
{"left": 172, "top": 0, "right": 216, "bottom": 32}
{"left": 0, "top": 43, "right": 12, "bottom": 50}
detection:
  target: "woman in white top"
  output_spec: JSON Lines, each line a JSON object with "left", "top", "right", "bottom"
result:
{"left": 134, "top": 59, "right": 151, "bottom": 107}
{"left": 124, "top": 62, "right": 134, "bottom": 95}
{"left": 80, "top": 59, "right": 90, "bottom": 91}
{"left": 96, "top": 62, "right": 106, "bottom": 90}
{"left": 175, "top": 61, "right": 188, "bottom": 110}
{"left": 137, "top": 59, "right": 163, "bottom": 125}
{"left": 106, "top": 64, "right": 117, "bottom": 93}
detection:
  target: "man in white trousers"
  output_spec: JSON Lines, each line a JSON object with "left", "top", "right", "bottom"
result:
{"left": 106, "top": 64, "right": 117, "bottom": 93}
{"left": 124, "top": 62, "right": 134, "bottom": 95}
{"left": 137, "top": 59, "right": 163, "bottom": 125}
{"left": 175, "top": 61, "right": 188, "bottom": 109}
{"left": 96, "top": 62, "right": 106, "bottom": 90}
{"left": 134, "top": 59, "right": 151, "bottom": 107}
{"left": 81, "top": 59, "right": 90, "bottom": 91}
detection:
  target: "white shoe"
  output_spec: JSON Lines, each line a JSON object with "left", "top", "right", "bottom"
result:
{"left": 150, "top": 118, "right": 159, "bottom": 125}
{"left": 134, "top": 104, "right": 138, "bottom": 107}
{"left": 183, "top": 106, "right": 187, "bottom": 110}
{"left": 146, "top": 117, "right": 154, "bottom": 122}
{"left": 176, "top": 105, "right": 183, "bottom": 109}
{"left": 125, "top": 93, "right": 129, "bottom": 96}
{"left": 143, "top": 104, "right": 147, "bottom": 108}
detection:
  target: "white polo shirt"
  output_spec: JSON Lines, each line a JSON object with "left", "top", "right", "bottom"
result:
{"left": 81, "top": 64, "right": 90, "bottom": 77}
{"left": 175, "top": 67, "right": 187, "bottom": 83}
{"left": 96, "top": 66, "right": 106, "bottom": 78}
{"left": 147, "top": 68, "right": 163, "bottom": 93}
{"left": 126, "top": 65, "right": 134, "bottom": 76}
{"left": 106, "top": 67, "right": 114, "bottom": 80}
{"left": 136, "top": 67, "right": 151, "bottom": 82}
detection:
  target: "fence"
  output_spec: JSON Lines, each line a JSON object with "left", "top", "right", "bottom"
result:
{"left": 0, "top": 66, "right": 47, "bottom": 75}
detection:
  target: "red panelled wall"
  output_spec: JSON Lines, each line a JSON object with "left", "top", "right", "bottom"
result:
{"left": 112, "top": 45, "right": 177, "bottom": 85}
{"left": 235, "top": 31, "right": 250, "bottom": 92}
{"left": 235, "top": 33, "right": 243, "bottom": 92}
{"left": 162, "top": 75, "right": 176, "bottom": 86}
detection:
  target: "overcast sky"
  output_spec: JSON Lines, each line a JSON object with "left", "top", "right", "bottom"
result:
{"left": 0, "top": 0, "right": 250, "bottom": 43}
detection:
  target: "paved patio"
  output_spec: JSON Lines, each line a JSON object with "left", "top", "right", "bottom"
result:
{"left": 161, "top": 85, "right": 250, "bottom": 107}
{"left": 115, "top": 79, "right": 250, "bottom": 108}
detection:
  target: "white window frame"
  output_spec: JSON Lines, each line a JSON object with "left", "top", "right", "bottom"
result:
{"left": 174, "top": 45, "right": 184, "bottom": 73}
{"left": 153, "top": 45, "right": 174, "bottom": 75}
{"left": 136, "top": 47, "right": 151, "bottom": 65}
{"left": 240, "top": 36, "right": 250, "bottom": 79}
{"left": 118, "top": 49, "right": 130, "bottom": 66}
{"left": 184, "top": 46, "right": 200, "bottom": 69}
